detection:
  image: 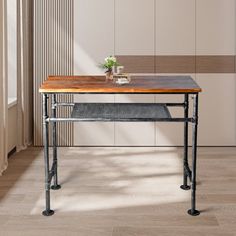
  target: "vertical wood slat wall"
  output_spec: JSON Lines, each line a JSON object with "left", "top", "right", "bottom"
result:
{"left": 33, "top": 0, "right": 74, "bottom": 146}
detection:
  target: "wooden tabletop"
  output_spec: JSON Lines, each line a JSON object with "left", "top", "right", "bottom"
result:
{"left": 39, "top": 75, "right": 202, "bottom": 94}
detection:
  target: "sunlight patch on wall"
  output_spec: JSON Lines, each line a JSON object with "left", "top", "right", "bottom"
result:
{"left": 74, "top": 42, "right": 103, "bottom": 75}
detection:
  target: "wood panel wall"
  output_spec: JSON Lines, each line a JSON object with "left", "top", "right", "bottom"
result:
{"left": 73, "top": 0, "right": 236, "bottom": 146}
{"left": 33, "top": 0, "right": 74, "bottom": 146}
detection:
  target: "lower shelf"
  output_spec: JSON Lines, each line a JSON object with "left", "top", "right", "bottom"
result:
{"left": 71, "top": 103, "right": 172, "bottom": 122}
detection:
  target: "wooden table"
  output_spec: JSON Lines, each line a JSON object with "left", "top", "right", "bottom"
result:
{"left": 39, "top": 75, "right": 202, "bottom": 216}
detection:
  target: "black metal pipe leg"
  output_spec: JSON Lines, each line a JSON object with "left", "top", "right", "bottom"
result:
{"left": 181, "top": 94, "right": 191, "bottom": 191}
{"left": 188, "top": 94, "right": 200, "bottom": 216}
{"left": 51, "top": 94, "right": 61, "bottom": 191}
{"left": 43, "top": 184, "right": 54, "bottom": 216}
{"left": 42, "top": 94, "right": 54, "bottom": 216}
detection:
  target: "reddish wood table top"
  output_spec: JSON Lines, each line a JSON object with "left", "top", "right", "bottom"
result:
{"left": 39, "top": 75, "right": 202, "bottom": 94}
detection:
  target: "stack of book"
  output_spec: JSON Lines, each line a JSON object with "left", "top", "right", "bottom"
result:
{"left": 113, "top": 74, "right": 131, "bottom": 85}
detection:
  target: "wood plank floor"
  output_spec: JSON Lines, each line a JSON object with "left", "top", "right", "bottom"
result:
{"left": 0, "top": 147, "right": 236, "bottom": 236}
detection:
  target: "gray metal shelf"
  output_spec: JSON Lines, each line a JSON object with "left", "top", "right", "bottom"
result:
{"left": 70, "top": 103, "right": 172, "bottom": 122}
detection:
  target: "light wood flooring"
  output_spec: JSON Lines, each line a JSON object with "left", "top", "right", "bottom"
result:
{"left": 0, "top": 147, "right": 236, "bottom": 236}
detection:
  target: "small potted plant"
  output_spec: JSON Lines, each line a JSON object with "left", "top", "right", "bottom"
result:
{"left": 99, "top": 56, "right": 120, "bottom": 81}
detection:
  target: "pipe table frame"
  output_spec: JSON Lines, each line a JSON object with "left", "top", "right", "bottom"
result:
{"left": 41, "top": 91, "right": 200, "bottom": 217}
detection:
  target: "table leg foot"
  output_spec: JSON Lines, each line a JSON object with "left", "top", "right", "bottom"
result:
{"left": 51, "top": 185, "right": 61, "bottom": 190}
{"left": 187, "top": 209, "right": 200, "bottom": 216}
{"left": 180, "top": 185, "right": 191, "bottom": 190}
{"left": 42, "top": 209, "right": 54, "bottom": 216}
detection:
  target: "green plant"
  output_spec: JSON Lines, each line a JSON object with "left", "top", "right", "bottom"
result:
{"left": 99, "top": 56, "right": 120, "bottom": 72}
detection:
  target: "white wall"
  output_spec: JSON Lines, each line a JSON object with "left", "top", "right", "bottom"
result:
{"left": 115, "top": 0, "right": 155, "bottom": 146}
{"left": 74, "top": 0, "right": 236, "bottom": 146}
{"left": 74, "top": 0, "right": 115, "bottom": 145}
{"left": 196, "top": 0, "right": 236, "bottom": 146}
